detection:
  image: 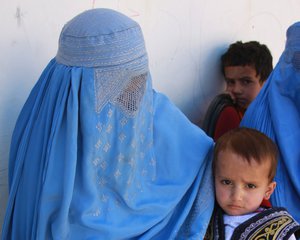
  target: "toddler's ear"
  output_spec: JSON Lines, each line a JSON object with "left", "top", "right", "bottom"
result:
{"left": 264, "top": 181, "right": 276, "bottom": 200}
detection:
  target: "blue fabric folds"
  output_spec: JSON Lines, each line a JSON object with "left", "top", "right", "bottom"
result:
{"left": 241, "top": 22, "right": 300, "bottom": 223}
{"left": 2, "top": 9, "right": 214, "bottom": 239}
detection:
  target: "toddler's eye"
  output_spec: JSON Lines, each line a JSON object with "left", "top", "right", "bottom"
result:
{"left": 221, "top": 179, "right": 232, "bottom": 185}
{"left": 247, "top": 184, "right": 256, "bottom": 189}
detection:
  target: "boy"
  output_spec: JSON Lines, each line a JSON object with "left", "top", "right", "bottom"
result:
{"left": 206, "top": 127, "right": 300, "bottom": 239}
{"left": 202, "top": 41, "right": 273, "bottom": 140}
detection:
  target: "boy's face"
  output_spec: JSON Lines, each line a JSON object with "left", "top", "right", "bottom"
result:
{"left": 214, "top": 149, "right": 276, "bottom": 216}
{"left": 224, "top": 65, "right": 264, "bottom": 111}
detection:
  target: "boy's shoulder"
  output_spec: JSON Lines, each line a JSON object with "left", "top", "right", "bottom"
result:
{"left": 233, "top": 207, "right": 300, "bottom": 240}
{"left": 205, "top": 206, "right": 300, "bottom": 240}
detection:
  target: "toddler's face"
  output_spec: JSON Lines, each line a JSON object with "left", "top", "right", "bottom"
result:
{"left": 224, "top": 65, "right": 264, "bottom": 111}
{"left": 214, "top": 149, "right": 276, "bottom": 216}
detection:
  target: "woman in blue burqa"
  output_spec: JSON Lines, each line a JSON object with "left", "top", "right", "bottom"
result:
{"left": 241, "top": 22, "right": 300, "bottom": 224}
{"left": 1, "top": 8, "right": 214, "bottom": 239}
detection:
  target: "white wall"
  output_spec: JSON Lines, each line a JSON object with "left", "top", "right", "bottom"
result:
{"left": 1, "top": 0, "right": 300, "bottom": 234}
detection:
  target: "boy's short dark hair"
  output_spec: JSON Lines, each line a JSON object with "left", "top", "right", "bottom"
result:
{"left": 213, "top": 127, "right": 278, "bottom": 181}
{"left": 221, "top": 41, "right": 273, "bottom": 83}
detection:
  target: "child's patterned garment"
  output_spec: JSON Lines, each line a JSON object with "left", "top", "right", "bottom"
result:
{"left": 205, "top": 206, "right": 300, "bottom": 240}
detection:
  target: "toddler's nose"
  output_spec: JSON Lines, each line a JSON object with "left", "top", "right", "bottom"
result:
{"left": 231, "top": 187, "right": 243, "bottom": 201}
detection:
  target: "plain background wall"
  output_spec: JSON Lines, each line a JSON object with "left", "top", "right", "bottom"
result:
{"left": 1, "top": 0, "right": 300, "bottom": 234}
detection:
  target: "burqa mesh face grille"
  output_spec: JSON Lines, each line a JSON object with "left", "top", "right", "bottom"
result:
{"left": 114, "top": 73, "right": 147, "bottom": 116}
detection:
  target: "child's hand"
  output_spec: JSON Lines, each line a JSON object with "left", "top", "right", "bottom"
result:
{"left": 224, "top": 90, "right": 235, "bottom": 104}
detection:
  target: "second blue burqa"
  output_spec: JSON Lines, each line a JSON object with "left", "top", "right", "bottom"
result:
{"left": 241, "top": 22, "right": 300, "bottom": 223}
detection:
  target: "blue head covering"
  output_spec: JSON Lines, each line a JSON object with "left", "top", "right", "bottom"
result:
{"left": 241, "top": 22, "right": 300, "bottom": 222}
{"left": 2, "top": 9, "right": 214, "bottom": 239}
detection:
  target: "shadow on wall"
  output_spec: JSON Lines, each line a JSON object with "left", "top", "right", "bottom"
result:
{"left": 188, "top": 43, "right": 228, "bottom": 127}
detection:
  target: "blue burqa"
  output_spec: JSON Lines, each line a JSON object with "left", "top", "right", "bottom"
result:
{"left": 241, "top": 22, "right": 300, "bottom": 223}
{"left": 1, "top": 8, "right": 214, "bottom": 239}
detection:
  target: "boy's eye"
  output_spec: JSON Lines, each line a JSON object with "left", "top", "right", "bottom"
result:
{"left": 225, "top": 79, "right": 235, "bottom": 86}
{"left": 246, "top": 183, "right": 256, "bottom": 189}
{"left": 241, "top": 79, "right": 252, "bottom": 85}
{"left": 221, "top": 179, "right": 232, "bottom": 185}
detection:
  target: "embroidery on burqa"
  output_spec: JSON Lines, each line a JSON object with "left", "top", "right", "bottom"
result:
{"left": 90, "top": 69, "right": 156, "bottom": 218}
{"left": 280, "top": 50, "right": 300, "bottom": 102}
{"left": 284, "top": 48, "right": 300, "bottom": 70}
{"left": 213, "top": 207, "right": 221, "bottom": 240}
{"left": 291, "top": 51, "right": 300, "bottom": 70}
{"left": 177, "top": 159, "right": 214, "bottom": 240}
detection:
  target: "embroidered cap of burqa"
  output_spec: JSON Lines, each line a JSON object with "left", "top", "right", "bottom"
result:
{"left": 241, "top": 22, "right": 300, "bottom": 223}
{"left": 2, "top": 8, "right": 214, "bottom": 239}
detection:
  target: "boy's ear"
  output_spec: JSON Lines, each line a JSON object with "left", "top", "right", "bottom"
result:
{"left": 264, "top": 181, "right": 276, "bottom": 200}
